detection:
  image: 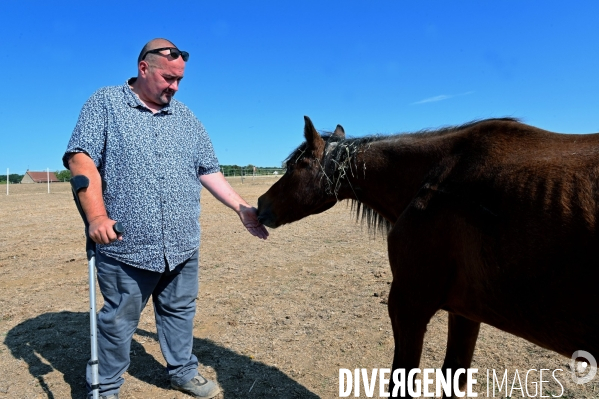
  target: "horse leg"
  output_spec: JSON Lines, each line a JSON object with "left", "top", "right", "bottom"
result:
{"left": 386, "top": 206, "right": 456, "bottom": 397}
{"left": 387, "top": 280, "right": 437, "bottom": 398}
{"left": 441, "top": 313, "right": 481, "bottom": 398}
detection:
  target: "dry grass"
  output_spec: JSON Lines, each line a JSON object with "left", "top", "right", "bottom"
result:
{"left": 0, "top": 180, "right": 597, "bottom": 398}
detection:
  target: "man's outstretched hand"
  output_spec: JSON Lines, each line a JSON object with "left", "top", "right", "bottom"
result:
{"left": 239, "top": 205, "right": 269, "bottom": 240}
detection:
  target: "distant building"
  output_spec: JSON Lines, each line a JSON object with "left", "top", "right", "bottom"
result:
{"left": 21, "top": 170, "right": 60, "bottom": 184}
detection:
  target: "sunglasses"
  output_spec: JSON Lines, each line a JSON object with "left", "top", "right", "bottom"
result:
{"left": 141, "top": 47, "right": 189, "bottom": 62}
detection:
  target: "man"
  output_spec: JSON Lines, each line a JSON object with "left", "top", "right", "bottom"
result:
{"left": 63, "top": 38, "right": 268, "bottom": 399}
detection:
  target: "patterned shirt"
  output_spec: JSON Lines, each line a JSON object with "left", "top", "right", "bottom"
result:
{"left": 63, "top": 79, "right": 220, "bottom": 272}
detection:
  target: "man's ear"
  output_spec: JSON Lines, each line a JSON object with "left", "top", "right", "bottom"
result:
{"left": 138, "top": 61, "right": 151, "bottom": 78}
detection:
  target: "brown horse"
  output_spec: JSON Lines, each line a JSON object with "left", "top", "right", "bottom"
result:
{"left": 257, "top": 116, "right": 599, "bottom": 397}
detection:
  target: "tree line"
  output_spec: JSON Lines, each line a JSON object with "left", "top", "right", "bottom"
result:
{"left": 220, "top": 164, "right": 285, "bottom": 176}
{"left": 0, "top": 174, "right": 24, "bottom": 184}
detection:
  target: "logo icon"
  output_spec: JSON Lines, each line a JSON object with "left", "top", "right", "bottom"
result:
{"left": 570, "top": 350, "right": 597, "bottom": 384}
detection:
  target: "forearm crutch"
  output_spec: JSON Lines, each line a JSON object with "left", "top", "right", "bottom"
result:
{"left": 70, "top": 175, "right": 123, "bottom": 399}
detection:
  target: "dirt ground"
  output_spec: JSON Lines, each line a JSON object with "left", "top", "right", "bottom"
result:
{"left": 0, "top": 179, "right": 597, "bottom": 398}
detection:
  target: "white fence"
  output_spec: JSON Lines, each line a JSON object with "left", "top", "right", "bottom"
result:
{"left": 220, "top": 167, "right": 285, "bottom": 177}
{"left": 220, "top": 167, "right": 286, "bottom": 184}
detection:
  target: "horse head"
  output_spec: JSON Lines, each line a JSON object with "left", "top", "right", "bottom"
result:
{"left": 257, "top": 116, "right": 345, "bottom": 228}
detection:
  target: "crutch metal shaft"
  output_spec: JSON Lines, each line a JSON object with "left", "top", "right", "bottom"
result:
{"left": 70, "top": 175, "right": 123, "bottom": 399}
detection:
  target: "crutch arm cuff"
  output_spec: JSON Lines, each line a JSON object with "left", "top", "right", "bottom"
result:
{"left": 70, "top": 175, "right": 90, "bottom": 193}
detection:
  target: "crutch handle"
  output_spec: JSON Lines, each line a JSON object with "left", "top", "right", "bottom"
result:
{"left": 113, "top": 221, "right": 124, "bottom": 235}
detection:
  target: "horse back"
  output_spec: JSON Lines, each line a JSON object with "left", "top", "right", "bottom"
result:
{"left": 403, "top": 120, "right": 599, "bottom": 356}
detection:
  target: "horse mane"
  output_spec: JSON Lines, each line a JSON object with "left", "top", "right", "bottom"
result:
{"left": 285, "top": 118, "right": 521, "bottom": 237}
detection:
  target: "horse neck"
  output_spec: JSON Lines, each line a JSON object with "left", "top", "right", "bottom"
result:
{"left": 327, "top": 134, "right": 456, "bottom": 222}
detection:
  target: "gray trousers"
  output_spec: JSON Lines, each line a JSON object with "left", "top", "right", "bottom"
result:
{"left": 86, "top": 250, "right": 200, "bottom": 397}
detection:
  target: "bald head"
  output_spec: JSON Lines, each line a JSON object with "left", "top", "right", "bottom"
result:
{"left": 131, "top": 38, "right": 186, "bottom": 110}
{"left": 137, "top": 38, "right": 178, "bottom": 66}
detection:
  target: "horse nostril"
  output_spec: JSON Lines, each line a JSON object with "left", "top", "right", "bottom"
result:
{"left": 257, "top": 208, "right": 277, "bottom": 228}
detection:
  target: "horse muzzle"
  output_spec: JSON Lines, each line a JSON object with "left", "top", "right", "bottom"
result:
{"left": 257, "top": 197, "right": 279, "bottom": 228}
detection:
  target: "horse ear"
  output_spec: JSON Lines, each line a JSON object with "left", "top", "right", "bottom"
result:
{"left": 304, "top": 116, "right": 325, "bottom": 155}
{"left": 333, "top": 124, "right": 345, "bottom": 139}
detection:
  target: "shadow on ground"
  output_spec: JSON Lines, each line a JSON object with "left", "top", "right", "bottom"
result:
{"left": 5, "top": 311, "right": 319, "bottom": 398}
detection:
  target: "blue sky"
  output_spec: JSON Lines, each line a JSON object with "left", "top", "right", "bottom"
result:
{"left": 1, "top": 1, "right": 598, "bottom": 174}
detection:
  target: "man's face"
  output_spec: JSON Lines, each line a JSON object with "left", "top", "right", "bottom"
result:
{"left": 141, "top": 52, "right": 186, "bottom": 105}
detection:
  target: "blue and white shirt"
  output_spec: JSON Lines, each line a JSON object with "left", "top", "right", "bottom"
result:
{"left": 63, "top": 79, "right": 220, "bottom": 272}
